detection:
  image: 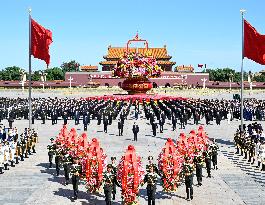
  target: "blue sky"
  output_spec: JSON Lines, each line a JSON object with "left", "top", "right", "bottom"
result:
{"left": 0, "top": 0, "right": 265, "bottom": 72}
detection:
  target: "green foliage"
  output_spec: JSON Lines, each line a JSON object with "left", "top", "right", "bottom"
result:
{"left": 0, "top": 66, "right": 24, "bottom": 81}
{"left": 253, "top": 73, "right": 265, "bottom": 82}
{"left": 46, "top": 67, "right": 64, "bottom": 80}
{"left": 31, "top": 71, "right": 41, "bottom": 81}
{"left": 205, "top": 68, "right": 247, "bottom": 82}
{"left": 60, "top": 60, "right": 80, "bottom": 73}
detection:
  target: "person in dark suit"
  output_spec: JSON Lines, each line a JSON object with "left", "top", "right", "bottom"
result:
{"left": 103, "top": 117, "right": 108, "bottom": 133}
{"left": 132, "top": 122, "right": 139, "bottom": 141}
{"left": 152, "top": 122, "right": 158, "bottom": 137}
{"left": 118, "top": 119, "right": 123, "bottom": 136}
{"left": 83, "top": 114, "right": 89, "bottom": 131}
{"left": 8, "top": 115, "right": 14, "bottom": 128}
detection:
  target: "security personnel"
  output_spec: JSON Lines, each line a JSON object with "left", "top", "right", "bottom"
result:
{"left": 103, "top": 164, "right": 120, "bottom": 205}
{"left": 144, "top": 165, "right": 159, "bottom": 205}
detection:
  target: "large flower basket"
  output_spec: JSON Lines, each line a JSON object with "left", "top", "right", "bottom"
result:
{"left": 121, "top": 77, "right": 153, "bottom": 95}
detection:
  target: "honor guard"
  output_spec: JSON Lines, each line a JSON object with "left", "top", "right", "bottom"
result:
{"left": 0, "top": 143, "right": 4, "bottom": 174}
{"left": 63, "top": 153, "right": 72, "bottom": 185}
{"left": 47, "top": 138, "right": 55, "bottom": 168}
{"left": 110, "top": 157, "right": 117, "bottom": 200}
{"left": 146, "top": 156, "right": 159, "bottom": 174}
{"left": 70, "top": 160, "right": 81, "bottom": 200}
{"left": 210, "top": 139, "right": 219, "bottom": 170}
{"left": 103, "top": 164, "right": 120, "bottom": 205}
{"left": 144, "top": 165, "right": 159, "bottom": 205}
{"left": 203, "top": 144, "right": 212, "bottom": 178}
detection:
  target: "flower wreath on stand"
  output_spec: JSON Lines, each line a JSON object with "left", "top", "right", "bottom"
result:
{"left": 113, "top": 51, "right": 162, "bottom": 79}
{"left": 117, "top": 145, "right": 145, "bottom": 205}
{"left": 158, "top": 138, "right": 183, "bottom": 192}
{"left": 85, "top": 138, "right": 107, "bottom": 193}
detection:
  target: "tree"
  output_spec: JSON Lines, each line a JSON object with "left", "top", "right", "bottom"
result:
{"left": 46, "top": 67, "right": 64, "bottom": 80}
{"left": 31, "top": 71, "right": 41, "bottom": 81}
{"left": 253, "top": 73, "right": 265, "bottom": 82}
{"left": 60, "top": 60, "right": 80, "bottom": 74}
{"left": 0, "top": 66, "right": 24, "bottom": 81}
{"left": 205, "top": 68, "right": 247, "bottom": 82}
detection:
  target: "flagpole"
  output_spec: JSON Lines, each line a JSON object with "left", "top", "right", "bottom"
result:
{"left": 28, "top": 8, "right": 32, "bottom": 130}
{"left": 240, "top": 9, "right": 246, "bottom": 133}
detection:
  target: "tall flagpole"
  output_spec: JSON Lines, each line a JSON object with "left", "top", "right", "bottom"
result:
{"left": 240, "top": 9, "right": 246, "bottom": 133}
{"left": 29, "top": 8, "right": 32, "bottom": 130}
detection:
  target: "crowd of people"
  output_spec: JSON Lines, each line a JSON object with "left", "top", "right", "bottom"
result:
{"left": 0, "top": 126, "right": 38, "bottom": 174}
{"left": 234, "top": 122, "right": 265, "bottom": 171}
{"left": 0, "top": 97, "right": 265, "bottom": 131}
{"left": 47, "top": 125, "right": 219, "bottom": 204}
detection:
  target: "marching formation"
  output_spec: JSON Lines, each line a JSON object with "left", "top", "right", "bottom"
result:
{"left": 48, "top": 124, "right": 219, "bottom": 204}
{"left": 234, "top": 122, "right": 265, "bottom": 171}
{"left": 0, "top": 126, "right": 38, "bottom": 174}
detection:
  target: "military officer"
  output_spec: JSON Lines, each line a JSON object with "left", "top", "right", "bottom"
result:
{"left": 47, "top": 138, "right": 55, "bottom": 168}
{"left": 70, "top": 160, "right": 81, "bottom": 200}
{"left": 144, "top": 165, "right": 159, "bottom": 205}
{"left": 103, "top": 164, "right": 120, "bottom": 205}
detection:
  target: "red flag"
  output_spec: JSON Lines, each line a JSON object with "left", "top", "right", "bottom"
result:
{"left": 198, "top": 64, "right": 203, "bottom": 68}
{"left": 244, "top": 19, "right": 265, "bottom": 65}
{"left": 31, "top": 18, "right": 53, "bottom": 66}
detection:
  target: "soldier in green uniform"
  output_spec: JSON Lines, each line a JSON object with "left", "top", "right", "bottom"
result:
{"left": 47, "top": 138, "right": 55, "bottom": 168}
{"left": 193, "top": 150, "right": 204, "bottom": 186}
{"left": 15, "top": 140, "right": 21, "bottom": 164}
{"left": 54, "top": 145, "right": 62, "bottom": 176}
{"left": 146, "top": 156, "right": 159, "bottom": 174}
{"left": 63, "top": 152, "right": 72, "bottom": 185}
{"left": 103, "top": 164, "right": 120, "bottom": 205}
{"left": 182, "top": 159, "right": 194, "bottom": 201}
{"left": 210, "top": 139, "right": 219, "bottom": 170}
{"left": 21, "top": 136, "right": 26, "bottom": 160}
{"left": 203, "top": 144, "right": 212, "bottom": 178}
{"left": 234, "top": 131, "right": 240, "bottom": 154}
{"left": 110, "top": 157, "right": 117, "bottom": 200}
{"left": 144, "top": 165, "right": 159, "bottom": 205}
{"left": 70, "top": 159, "right": 81, "bottom": 200}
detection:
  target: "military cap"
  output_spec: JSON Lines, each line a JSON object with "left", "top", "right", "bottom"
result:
{"left": 107, "top": 164, "right": 113, "bottom": 169}
{"left": 111, "top": 157, "right": 116, "bottom": 161}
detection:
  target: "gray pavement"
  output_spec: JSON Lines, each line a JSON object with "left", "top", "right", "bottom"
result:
{"left": 0, "top": 91, "right": 265, "bottom": 205}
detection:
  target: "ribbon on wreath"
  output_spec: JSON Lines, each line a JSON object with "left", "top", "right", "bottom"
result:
{"left": 122, "top": 145, "right": 139, "bottom": 193}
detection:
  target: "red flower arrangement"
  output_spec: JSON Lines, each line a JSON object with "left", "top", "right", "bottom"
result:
{"left": 158, "top": 138, "right": 183, "bottom": 192}
{"left": 113, "top": 52, "right": 162, "bottom": 79}
{"left": 117, "top": 145, "right": 145, "bottom": 205}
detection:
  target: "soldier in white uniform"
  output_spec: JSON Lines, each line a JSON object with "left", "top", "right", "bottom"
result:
{"left": 3, "top": 141, "right": 10, "bottom": 170}
{"left": 9, "top": 139, "right": 16, "bottom": 167}
{"left": 260, "top": 141, "right": 265, "bottom": 171}
{"left": 256, "top": 139, "right": 261, "bottom": 168}
{"left": 0, "top": 143, "right": 4, "bottom": 174}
